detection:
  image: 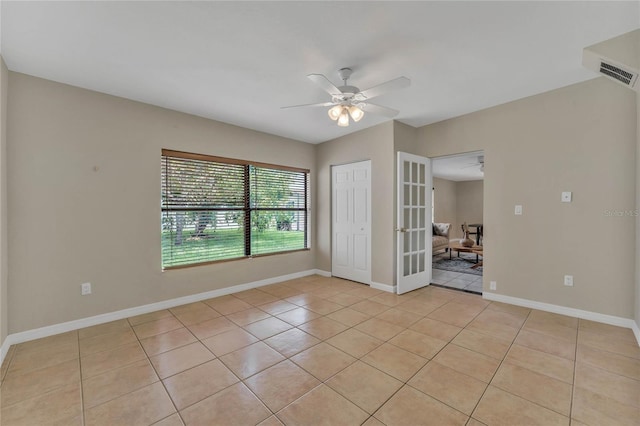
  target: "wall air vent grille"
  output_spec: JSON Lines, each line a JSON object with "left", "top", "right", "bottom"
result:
{"left": 599, "top": 61, "right": 637, "bottom": 86}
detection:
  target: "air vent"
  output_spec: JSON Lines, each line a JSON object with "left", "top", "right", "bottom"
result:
{"left": 600, "top": 61, "right": 637, "bottom": 87}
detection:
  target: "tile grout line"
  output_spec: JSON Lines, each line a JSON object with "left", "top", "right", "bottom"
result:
{"left": 430, "top": 283, "right": 482, "bottom": 296}
{"left": 179, "top": 290, "right": 359, "bottom": 421}
{"left": 431, "top": 267, "right": 483, "bottom": 293}
{"left": 252, "top": 287, "right": 416, "bottom": 424}
{"left": 359, "top": 292, "right": 493, "bottom": 423}
{"left": 81, "top": 315, "right": 184, "bottom": 424}
{"left": 572, "top": 334, "right": 640, "bottom": 381}
{"left": 76, "top": 330, "right": 86, "bottom": 426}
{"left": 144, "top": 311, "right": 185, "bottom": 425}
{"left": 81, "top": 325, "right": 154, "bottom": 410}
{"left": 13, "top": 279, "right": 635, "bottom": 425}
{"left": 462, "top": 304, "right": 534, "bottom": 424}
{"left": 325, "top": 291, "right": 492, "bottom": 425}
{"left": 390, "top": 296, "right": 496, "bottom": 423}
{"left": 0, "top": 284, "right": 466, "bottom": 424}
{"left": 245, "top": 284, "right": 387, "bottom": 423}
{"left": 568, "top": 320, "right": 580, "bottom": 424}
{"left": 135, "top": 290, "right": 348, "bottom": 420}
{"left": 478, "top": 310, "right": 584, "bottom": 420}
{"left": 0, "top": 343, "right": 16, "bottom": 384}
{"left": 267, "top": 300, "right": 399, "bottom": 424}
{"left": 0, "top": 332, "right": 84, "bottom": 423}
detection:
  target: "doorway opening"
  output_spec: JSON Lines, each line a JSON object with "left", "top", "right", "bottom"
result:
{"left": 431, "top": 151, "right": 484, "bottom": 294}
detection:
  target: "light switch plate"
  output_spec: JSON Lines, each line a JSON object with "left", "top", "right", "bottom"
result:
{"left": 515, "top": 205, "right": 523, "bottom": 215}
{"left": 81, "top": 282, "right": 92, "bottom": 295}
{"left": 561, "top": 192, "right": 572, "bottom": 202}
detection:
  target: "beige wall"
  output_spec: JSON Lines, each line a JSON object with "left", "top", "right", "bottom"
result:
{"left": 432, "top": 178, "right": 484, "bottom": 242}
{"left": 456, "top": 180, "right": 484, "bottom": 237}
{"left": 418, "top": 78, "right": 637, "bottom": 318}
{"left": 392, "top": 122, "right": 421, "bottom": 280}
{"left": 7, "top": 72, "right": 316, "bottom": 333}
{"left": 433, "top": 178, "right": 458, "bottom": 239}
{"left": 315, "top": 122, "right": 395, "bottom": 286}
{"left": 0, "top": 58, "right": 7, "bottom": 344}
{"left": 393, "top": 121, "right": 420, "bottom": 156}
{"left": 636, "top": 92, "right": 639, "bottom": 327}
{"left": 4, "top": 69, "right": 638, "bottom": 335}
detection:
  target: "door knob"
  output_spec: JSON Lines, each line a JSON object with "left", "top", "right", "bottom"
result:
{"left": 395, "top": 227, "right": 408, "bottom": 233}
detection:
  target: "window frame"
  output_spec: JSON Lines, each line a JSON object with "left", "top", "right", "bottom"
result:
{"left": 161, "top": 149, "right": 310, "bottom": 270}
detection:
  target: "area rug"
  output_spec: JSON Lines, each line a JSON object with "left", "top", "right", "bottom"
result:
{"left": 433, "top": 252, "right": 483, "bottom": 276}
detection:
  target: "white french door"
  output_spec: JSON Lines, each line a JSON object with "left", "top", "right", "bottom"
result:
{"left": 396, "top": 152, "right": 432, "bottom": 294}
{"left": 331, "top": 161, "right": 372, "bottom": 284}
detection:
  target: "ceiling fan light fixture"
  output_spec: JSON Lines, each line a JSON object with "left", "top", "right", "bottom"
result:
{"left": 337, "top": 109, "right": 350, "bottom": 127}
{"left": 348, "top": 105, "right": 364, "bottom": 122}
{"left": 327, "top": 105, "right": 342, "bottom": 121}
{"left": 284, "top": 69, "right": 411, "bottom": 127}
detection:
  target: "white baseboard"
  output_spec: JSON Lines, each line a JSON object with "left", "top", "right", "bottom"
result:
{"left": 483, "top": 292, "right": 640, "bottom": 346}
{"left": 632, "top": 320, "right": 640, "bottom": 346}
{"left": 308, "top": 269, "right": 389, "bottom": 291}
{"left": 313, "top": 269, "right": 332, "bottom": 277}
{"left": 0, "top": 336, "right": 10, "bottom": 366}
{"left": 0, "top": 269, "right": 324, "bottom": 366}
{"left": 371, "top": 281, "right": 396, "bottom": 293}
{"left": 4, "top": 274, "right": 637, "bottom": 367}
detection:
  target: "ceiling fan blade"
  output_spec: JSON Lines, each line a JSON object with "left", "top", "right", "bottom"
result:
{"left": 281, "top": 101, "right": 336, "bottom": 109}
{"left": 362, "top": 103, "right": 399, "bottom": 118}
{"left": 307, "top": 74, "right": 342, "bottom": 96}
{"left": 358, "top": 76, "right": 411, "bottom": 100}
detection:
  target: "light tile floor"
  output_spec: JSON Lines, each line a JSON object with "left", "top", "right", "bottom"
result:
{"left": 432, "top": 268, "right": 483, "bottom": 294}
{"left": 1, "top": 275, "right": 638, "bottom": 425}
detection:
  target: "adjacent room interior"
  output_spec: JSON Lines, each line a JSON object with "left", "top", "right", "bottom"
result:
{"left": 0, "top": 2, "right": 638, "bottom": 426}
{"left": 431, "top": 152, "right": 485, "bottom": 294}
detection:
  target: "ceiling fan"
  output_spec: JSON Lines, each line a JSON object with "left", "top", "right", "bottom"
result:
{"left": 282, "top": 68, "right": 410, "bottom": 127}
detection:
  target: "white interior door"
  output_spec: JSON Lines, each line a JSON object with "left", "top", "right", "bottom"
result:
{"left": 397, "top": 152, "right": 432, "bottom": 294}
{"left": 332, "top": 161, "right": 372, "bottom": 284}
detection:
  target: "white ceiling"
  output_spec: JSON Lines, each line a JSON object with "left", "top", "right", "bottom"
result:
{"left": 1, "top": 1, "right": 638, "bottom": 144}
{"left": 432, "top": 152, "right": 484, "bottom": 182}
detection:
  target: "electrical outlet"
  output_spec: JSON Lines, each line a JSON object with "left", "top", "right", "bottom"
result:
{"left": 81, "top": 282, "right": 92, "bottom": 295}
{"left": 490, "top": 281, "right": 497, "bottom": 291}
{"left": 514, "top": 205, "right": 523, "bottom": 215}
{"left": 561, "top": 191, "right": 572, "bottom": 202}
{"left": 564, "top": 275, "right": 573, "bottom": 287}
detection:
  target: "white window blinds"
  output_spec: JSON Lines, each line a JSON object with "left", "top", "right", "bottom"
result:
{"left": 161, "top": 149, "right": 309, "bottom": 269}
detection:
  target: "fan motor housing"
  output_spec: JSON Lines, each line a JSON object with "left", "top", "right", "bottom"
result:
{"left": 337, "top": 85, "right": 360, "bottom": 96}
{"left": 338, "top": 67, "right": 353, "bottom": 80}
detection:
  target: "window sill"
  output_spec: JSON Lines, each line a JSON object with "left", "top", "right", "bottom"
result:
{"left": 162, "top": 248, "right": 311, "bottom": 271}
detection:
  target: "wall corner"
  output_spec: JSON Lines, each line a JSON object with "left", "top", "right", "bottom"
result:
{"left": 0, "top": 55, "right": 9, "bottom": 358}
{"left": 635, "top": 92, "right": 640, "bottom": 335}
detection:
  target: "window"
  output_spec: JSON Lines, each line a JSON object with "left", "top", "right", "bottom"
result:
{"left": 161, "top": 149, "right": 309, "bottom": 269}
